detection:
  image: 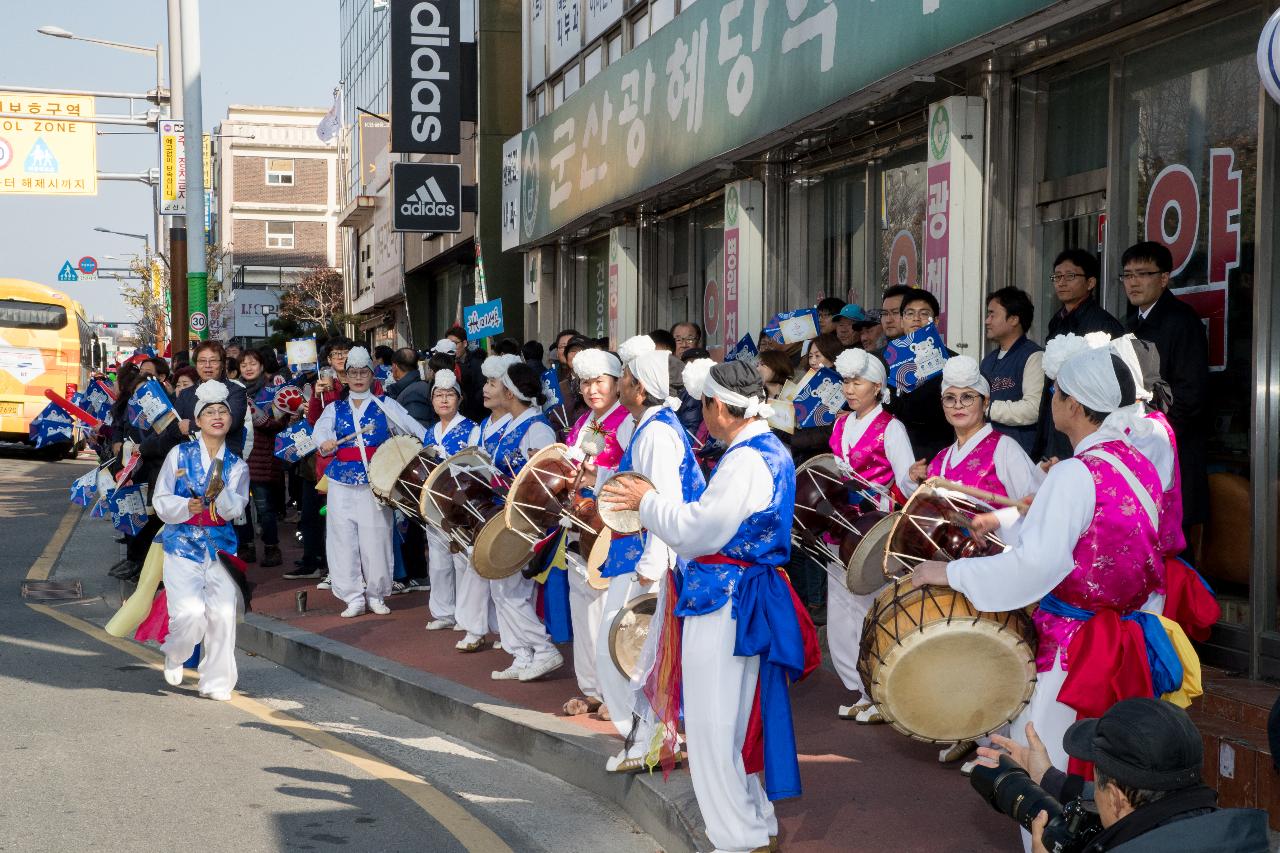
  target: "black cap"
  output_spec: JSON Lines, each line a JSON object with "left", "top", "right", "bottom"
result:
{"left": 1063, "top": 698, "right": 1203, "bottom": 791}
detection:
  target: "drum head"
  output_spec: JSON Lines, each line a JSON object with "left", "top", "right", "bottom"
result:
{"left": 598, "top": 472, "right": 650, "bottom": 534}
{"left": 609, "top": 593, "right": 658, "bottom": 681}
{"left": 845, "top": 512, "right": 899, "bottom": 595}
{"left": 472, "top": 515, "right": 534, "bottom": 580}
{"left": 367, "top": 435, "right": 424, "bottom": 499}
{"left": 884, "top": 480, "right": 1001, "bottom": 581}
{"left": 423, "top": 448, "right": 494, "bottom": 530}
{"left": 587, "top": 528, "right": 613, "bottom": 581}
{"left": 504, "top": 443, "right": 575, "bottom": 534}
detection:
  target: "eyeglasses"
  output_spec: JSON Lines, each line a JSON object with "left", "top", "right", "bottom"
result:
{"left": 1049, "top": 272, "right": 1085, "bottom": 284}
{"left": 941, "top": 392, "right": 982, "bottom": 409}
{"left": 1118, "top": 269, "right": 1164, "bottom": 283}
{"left": 902, "top": 308, "right": 935, "bottom": 321}
{"left": 674, "top": 336, "right": 699, "bottom": 345}
{"left": 195, "top": 357, "right": 221, "bottom": 366}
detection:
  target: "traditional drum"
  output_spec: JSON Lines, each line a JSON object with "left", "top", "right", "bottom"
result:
{"left": 472, "top": 513, "right": 536, "bottom": 579}
{"left": 791, "top": 454, "right": 863, "bottom": 565}
{"left": 421, "top": 448, "right": 507, "bottom": 549}
{"left": 598, "top": 472, "right": 652, "bottom": 535}
{"left": 503, "top": 443, "right": 602, "bottom": 546}
{"left": 367, "top": 435, "right": 424, "bottom": 505}
{"left": 386, "top": 447, "right": 439, "bottom": 522}
{"left": 608, "top": 592, "right": 658, "bottom": 681}
{"left": 858, "top": 578, "right": 1038, "bottom": 743}
{"left": 585, "top": 527, "right": 613, "bottom": 590}
{"left": 883, "top": 479, "right": 1007, "bottom": 584}
{"left": 842, "top": 511, "right": 900, "bottom": 595}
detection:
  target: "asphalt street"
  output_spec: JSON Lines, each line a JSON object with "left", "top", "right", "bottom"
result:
{"left": 0, "top": 449, "right": 659, "bottom": 853}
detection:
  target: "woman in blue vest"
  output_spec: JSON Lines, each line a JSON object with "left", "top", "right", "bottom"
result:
{"left": 482, "top": 355, "right": 564, "bottom": 682}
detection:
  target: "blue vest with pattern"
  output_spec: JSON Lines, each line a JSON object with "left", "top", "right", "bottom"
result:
{"left": 980, "top": 334, "right": 1042, "bottom": 454}
{"left": 480, "top": 415, "right": 507, "bottom": 457}
{"left": 675, "top": 430, "right": 796, "bottom": 616}
{"left": 601, "top": 407, "right": 707, "bottom": 579}
{"left": 430, "top": 416, "right": 479, "bottom": 458}
{"left": 160, "top": 439, "right": 243, "bottom": 563}
{"left": 325, "top": 397, "right": 393, "bottom": 486}
{"left": 492, "top": 411, "right": 553, "bottom": 479}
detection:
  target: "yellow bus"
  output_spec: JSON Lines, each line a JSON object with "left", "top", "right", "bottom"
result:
{"left": 0, "top": 279, "right": 93, "bottom": 445}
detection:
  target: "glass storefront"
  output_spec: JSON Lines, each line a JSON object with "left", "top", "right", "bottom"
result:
{"left": 574, "top": 236, "right": 611, "bottom": 341}
{"left": 877, "top": 151, "right": 928, "bottom": 293}
{"left": 785, "top": 168, "right": 869, "bottom": 311}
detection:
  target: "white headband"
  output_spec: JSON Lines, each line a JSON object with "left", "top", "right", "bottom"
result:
{"left": 1057, "top": 346, "right": 1123, "bottom": 414}
{"left": 630, "top": 350, "right": 680, "bottom": 410}
{"left": 345, "top": 346, "right": 373, "bottom": 371}
{"left": 572, "top": 348, "right": 622, "bottom": 381}
{"left": 940, "top": 355, "right": 990, "bottom": 398}
{"left": 482, "top": 354, "right": 535, "bottom": 404}
{"left": 432, "top": 369, "right": 460, "bottom": 396}
{"left": 1109, "top": 334, "right": 1152, "bottom": 403}
{"left": 617, "top": 334, "right": 656, "bottom": 368}
{"left": 194, "top": 380, "right": 230, "bottom": 419}
{"left": 703, "top": 371, "right": 774, "bottom": 420}
{"left": 834, "top": 348, "right": 889, "bottom": 404}
{"left": 682, "top": 358, "right": 716, "bottom": 400}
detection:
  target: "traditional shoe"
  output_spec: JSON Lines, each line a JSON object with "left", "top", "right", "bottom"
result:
{"left": 163, "top": 658, "right": 184, "bottom": 686}
{"left": 493, "top": 641, "right": 503, "bottom": 651}
{"left": 595, "top": 703, "right": 612, "bottom": 721}
{"left": 260, "top": 545, "right": 283, "bottom": 568}
{"left": 367, "top": 598, "right": 391, "bottom": 615}
{"left": 425, "top": 618, "right": 455, "bottom": 631}
{"left": 518, "top": 650, "right": 564, "bottom": 682}
{"left": 491, "top": 662, "right": 525, "bottom": 680}
{"left": 340, "top": 601, "right": 367, "bottom": 618}
{"left": 451, "top": 623, "right": 466, "bottom": 632}
{"left": 854, "top": 703, "right": 885, "bottom": 724}
{"left": 562, "top": 695, "right": 599, "bottom": 716}
{"left": 938, "top": 740, "right": 978, "bottom": 764}
{"left": 606, "top": 749, "right": 686, "bottom": 774}
{"left": 201, "top": 691, "right": 232, "bottom": 701}
{"left": 455, "top": 635, "right": 488, "bottom": 652}
{"left": 837, "top": 702, "right": 869, "bottom": 720}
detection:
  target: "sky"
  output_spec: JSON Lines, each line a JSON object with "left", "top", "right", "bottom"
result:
{"left": 0, "top": 0, "right": 339, "bottom": 324}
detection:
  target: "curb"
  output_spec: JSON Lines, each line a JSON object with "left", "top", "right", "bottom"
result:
{"left": 238, "top": 613, "right": 707, "bottom": 853}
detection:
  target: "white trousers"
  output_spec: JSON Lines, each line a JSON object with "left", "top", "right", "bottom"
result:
{"left": 566, "top": 557, "right": 607, "bottom": 699}
{"left": 682, "top": 603, "right": 776, "bottom": 853}
{"left": 325, "top": 481, "right": 393, "bottom": 606}
{"left": 1011, "top": 658, "right": 1073, "bottom": 852}
{"left": 595, "top": 572, "right": 648, "bottom": 738}
{"left": 426, "top": 526, "right": 459, "bottom": 622}
{"left": 826, "top": 574, "right": 881, "bottom": 694}
{"left": 454, "top": 557, "right": 497, "bottom": 638}
{"left": 160, "top": 553, "right": 239, "bottom": 697}
{"left": 491, "top": 572, "right": 556, "bottom": 668}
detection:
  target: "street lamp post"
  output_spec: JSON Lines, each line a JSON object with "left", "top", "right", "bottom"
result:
{"left": 94, "top": 226, "right": 150, "bottom": 259}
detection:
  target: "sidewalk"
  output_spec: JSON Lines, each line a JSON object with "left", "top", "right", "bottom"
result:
{"left": 242, "top": 518, "right": 1011, "bottom": 852}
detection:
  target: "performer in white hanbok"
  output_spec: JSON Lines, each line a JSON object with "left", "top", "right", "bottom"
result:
{"left": 911, "top": 347, "right": 1177, "bottom": 790}
{"left": 598, "top": 348, "right": 705, "bottom": 771}
{"left": 603, "top": 360, "right": 816, "bottom": 853}
{"left": 825, "top": 348, "right": 915, "bottom": 724}
{"left": 483, "top": 356, "right": 564, "bottom": 682}
{"left": 422, "top": 370, "right": 480, "bottom": 631}
{"left": 152, "top": 381, "right": 251, "bottom": 700}
{"left": 560, "top": 348, "right": 634, "bottom": 717}
{"left": 312, "top": 347, "right": 427, "bottom": 617}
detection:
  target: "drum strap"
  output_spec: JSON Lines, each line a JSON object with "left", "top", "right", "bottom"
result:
{"left": 1081, "top": 448, "right": 1159, "bottom": 529}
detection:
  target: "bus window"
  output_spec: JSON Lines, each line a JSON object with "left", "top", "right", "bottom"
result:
{"left": 0, "top": 299, "right": 68, "bottom": 330}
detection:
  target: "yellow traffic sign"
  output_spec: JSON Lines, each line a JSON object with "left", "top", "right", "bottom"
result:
{"left": 0, "top": 92, "right": 97, "bottom": 195}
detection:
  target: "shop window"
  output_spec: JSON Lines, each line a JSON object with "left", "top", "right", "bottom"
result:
{"left": 553, "top": 78, "right": 566, "bottom": 108}
{"left": 877, "top": 152, "right": 927, "bottom": 294}
{"left": 584, "top": 45, "right": 603, "bottom": 83}
{"left": 266, "top": 158, "right": 295, "bottom": 186}
{"left": 693, "top": 202, "right": 725, "bottom": 350}
{"left": 1117, "top": 15, "right": 1258, "bottom": 627}
{"left": 1044, "top": 65, "right": 1109, "bottom": 180}
{"left": 265, "top": 221, "right": 295, "bottom": 249}
{"left": 632, "top": 11, "right": 650, "bottom": 46}
{"left": 651, "top": 0, "right": 675, "bottom": 33}
{"left": 607, "top": 32, "right": 623, "bottom": 64}
{"left": 785, "top": 168, "right": 868, "bottom": 313}
{"left": 564, "top": 64, "right": 581, "bottom": 99}
{"left": 577, "top": 237, "right": 611, "bottom": 341}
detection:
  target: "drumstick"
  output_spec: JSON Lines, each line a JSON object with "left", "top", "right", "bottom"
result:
{"left": 334, "top": 423, "right": 377, "bottom": 446}
{"left": 928, "top": 477, "right": 1028, "bottom": 512}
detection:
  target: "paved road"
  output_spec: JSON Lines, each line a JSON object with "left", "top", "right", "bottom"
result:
{"left": 0, "top": 450, "right": 659, "bottom": 853}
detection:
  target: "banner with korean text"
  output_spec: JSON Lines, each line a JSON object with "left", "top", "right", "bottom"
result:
{"left": 0, "top": 92, "right": 96, "bottom": 195}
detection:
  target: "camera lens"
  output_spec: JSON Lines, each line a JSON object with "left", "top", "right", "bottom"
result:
{"left": 970, "top": 755, "right": 1064, "bottom": 830}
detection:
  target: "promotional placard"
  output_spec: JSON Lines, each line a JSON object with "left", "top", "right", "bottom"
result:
{"left": 392, "top": 162, "right": 463, "bottom": 233}
{"left": 462, "top": 299, "right": 504, "bottom": 341}
{"left": 884, "top": 323, "right": 948, "bottom": 391}
{"left": 286, "top": 337, "right": 318, "bottom": 371}
{"left": 389, "top": 0, "right": 462, "bottom": 155}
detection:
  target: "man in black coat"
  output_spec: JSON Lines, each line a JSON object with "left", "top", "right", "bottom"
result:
{"left": 1122, "top": 241, "right": 1211, "bottom": 534}
{"left": 1046, "top": 248, "right": 1125, "bottom": 338}
{"left": 886, "top": 289, "right": 952, "bottom": 462}
{"left": 386, "top": 347, "right": 434, "bottom": 428}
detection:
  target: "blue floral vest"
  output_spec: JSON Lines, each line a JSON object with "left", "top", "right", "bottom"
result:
{"left": 430, "top": 416, "right": 478, "bottom": 458}
{"left": 675, "top": 430, "right": 796, "bottom": 616}
{"left": 480, "top": 415, "right": 508, "bottom": 457}
{"left": 325, "top": 397, "right": 392, "bottom": 486}
{"left": 492, "top": 411, "right": 553, "bottom": 479}
{"left": 160, "top": 439, "right": 243, "bottom": 563}
{"left": 601, "top": 407, "right": 707, "bottom": 579}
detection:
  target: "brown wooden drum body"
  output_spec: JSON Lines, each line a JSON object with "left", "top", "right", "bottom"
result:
{"left": 883, "top": 481, "right": 1005, "bottom": 582}
{"left": 857, "top": 578, "right": 1037, "bottom": 743}
{"left": 388, "top": 448, "right": 437, "bottom": 521}
{"left": 423, "top": 449, "right": 506, "bottom": 548}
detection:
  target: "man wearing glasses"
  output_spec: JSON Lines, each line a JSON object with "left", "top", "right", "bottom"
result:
{"left": 670, "top": 321, "right": 703, "bottom": 360}
{"left": 1046, "top": 249, "right": 1125, "bottom": 338}
{"left": 1122, "top": 240, "right": 1210, "bottom": 547}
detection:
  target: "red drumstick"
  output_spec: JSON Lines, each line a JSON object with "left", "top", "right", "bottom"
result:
{"left": 43, "top": 388, "right": 103, "bottom": 429}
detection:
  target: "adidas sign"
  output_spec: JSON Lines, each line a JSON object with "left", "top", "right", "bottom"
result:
{"left": 392, "top": 162, "right": 462, "bottom": 232}
{"left": 400, "top": 177, "right": 455, "bottom": 216}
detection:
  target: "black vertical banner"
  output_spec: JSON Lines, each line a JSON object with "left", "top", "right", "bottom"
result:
{"left": 390, "top": 0, "right": 461, "bottom": 155}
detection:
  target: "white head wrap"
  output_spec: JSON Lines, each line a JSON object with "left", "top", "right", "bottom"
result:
{"left": 572, "top": 348, "right": 622, "bottom": 381}
{"left": 482, "top": 354, "right": 534, "bottom": 404}
{"left": 431, "top": 338, "right": 457, "bottom": 356}
{"left": 432, "top": 369, "right": 460, "bottom": 396}
{"left": 940, "top": 355, "right": 990, "bottom": 397}
{"left": 1056, "top": 346, "right": 1125, "bottom": 414}
{"left": 630, "top": 351, "right": 680, "bottom": 410}
{"left": 1042, "top": 334, "right": 1088, "bottom": 381}
{"left": 1109, "top": 334, "right": 1152, "bottom": 403}
{"left": 1083, "top": 331, "right": 1114, "bottom": 351}
{"left": 617, "top": 334, "right": 656, "bottom": 368}
{"left": 704, "top": 369, "right": 774, "bottom": 420}
{"left": 682, "top": 358, "right": 716, "bottom": 400}
{"left": 834, "top": 348, "right": 890, "bottom": 404}
{"left": 345, "top": 346, "right": 373, "bottom": 371}
{"left": 194, "top": 380, "right": 230, "bottom": 419}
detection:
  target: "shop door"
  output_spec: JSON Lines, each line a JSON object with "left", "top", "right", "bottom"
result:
{"left": 1035, "top": 191, "right": 1106, "bottom": 340}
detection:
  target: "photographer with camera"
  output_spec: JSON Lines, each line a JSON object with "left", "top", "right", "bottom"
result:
{"left": 972, "top": 699, "right": 1268, "bottom": 853}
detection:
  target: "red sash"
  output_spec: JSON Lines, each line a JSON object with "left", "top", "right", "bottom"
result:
{"left": 335, "top": 445, "right": 379, "bottom": 462}
{"left": 185, "top": 509, "right": 222, "bottom": 527}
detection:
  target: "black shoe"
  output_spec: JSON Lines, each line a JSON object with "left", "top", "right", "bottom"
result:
{"left": 109, "top": 560, "right": 141, "bottom": 580}
{"left": 114, "top": 536, "right": 127, "bottom": 544}
{"left": 282, "top": 566, "right": 325, "bottom": 580}
{"left": 261, "top": 545, "right": 283, "bottom": 568}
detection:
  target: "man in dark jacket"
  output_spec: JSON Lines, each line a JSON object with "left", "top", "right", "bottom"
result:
{"left": 447, "top": 325, "right": 488, "bottom": 422}
{"left": 1122, "top": 241, "right": 1211, "bottom": 536}
{"left": 386, "top": 347, "right": 434, "bottom": 428}
{"left": 979, "top": 699, "right": 1268, "bottom": 853}
{"left": 886, "top": 289, "right": 952, "bottom": 461}
{"left": 1047, "top": 248, "right": 1125, "bottom": 338}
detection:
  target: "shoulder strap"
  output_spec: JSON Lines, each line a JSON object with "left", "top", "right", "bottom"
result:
{"left": 1083, "top": 447, "right": 1159, "bottom": 529}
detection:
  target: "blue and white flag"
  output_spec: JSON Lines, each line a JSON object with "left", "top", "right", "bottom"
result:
{"left": 81, "top": 379, "right": 114, "bottom": 422}
{"left": 106, "top": 484, "right": 149, "bottom": 536}
{"left": 725, "top": 333, "right": 758, "bottom": 363}
{"left": 274, "top": 419, "right": 318, "bottom": 464}
{"left": 763, "top": 308, "right": 819, "bottom": 344}
{"left": 127, "top": 377, "right": 177, "bottom": 433}
{"left": 792, "top": 367, "right": 849, "bottom": 429}
{"left": 29, "top": 402, "right": 75, "bottom": 447}
{"left": 883, "top": 322, "right": 948, "bottom": 391}
{"left": 70, "top": 467, "right": 99, "bottom": 506}
{"left": 540, "top": 368, "right": 564, "bottom": 409}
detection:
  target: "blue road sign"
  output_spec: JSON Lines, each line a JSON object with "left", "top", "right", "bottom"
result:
{"left": 77, "top": 256, "right": 98, "bottom": 275}
{"left": 57, "top": 261, "right": 78, "bottom": 282}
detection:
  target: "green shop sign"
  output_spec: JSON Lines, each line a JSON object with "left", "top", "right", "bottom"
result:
{"left": 509, "top": 0, "right": 1058, "bottom": 247}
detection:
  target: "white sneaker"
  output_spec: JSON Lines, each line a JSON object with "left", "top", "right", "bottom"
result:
{"left": 163, "top": 658, "right": 184, "bottom": 686}
{"left": 491, "top": 662, "right": 525, "bottom": 680}
{"left": 340, "top": 601, "right": 367, "bottom": 618}
{"left": 493, "top": 641, "right": 503, "bottom": 651}
{"left": 426, "top": 618, "right": 455, "bottom": 631}
{"left": 367, "top": 598, "right": 391, "bottom": 615}
{"left": 316, "top": 575, "right": 332, "bottom": 590}
{"left": 200, "top": 690, "right": 232, "bottom": 701}
{"left": 451, "top": 623, "right": 466, "bottom": 632}
{"left": 518, "top": 650, "right": 564, "bottom": 682}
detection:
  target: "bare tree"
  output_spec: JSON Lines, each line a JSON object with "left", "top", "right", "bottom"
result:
{"left": 278, "top": 266, "right": 352, "bottom": 331}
